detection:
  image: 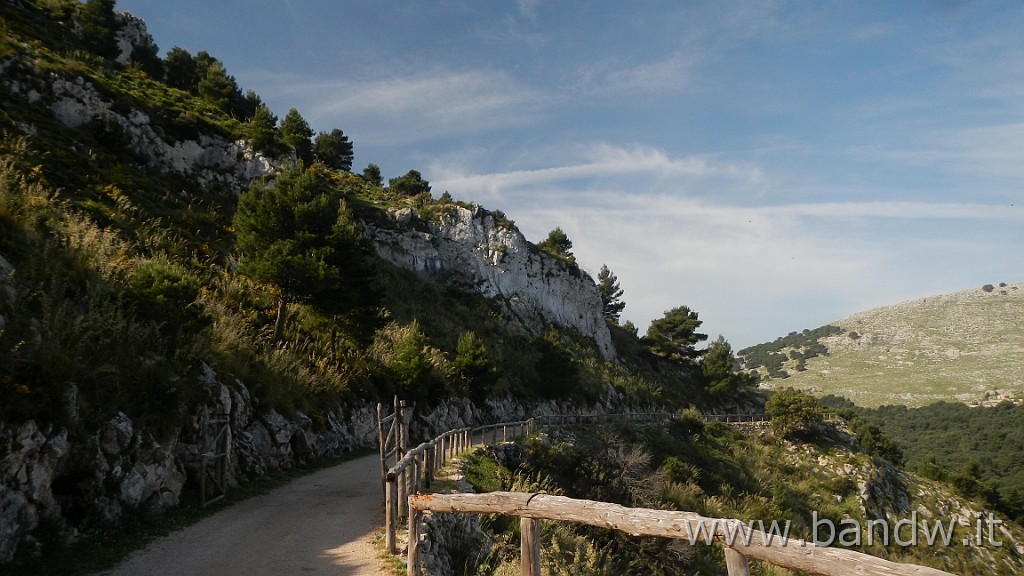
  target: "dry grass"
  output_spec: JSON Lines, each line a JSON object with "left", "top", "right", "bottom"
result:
{"left": 765, "top": 284, "right": 1024, "bottom": 407}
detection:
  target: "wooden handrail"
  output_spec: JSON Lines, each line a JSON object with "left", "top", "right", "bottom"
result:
{"left": 408, "top": 492, "right": 955, "bottom": 576}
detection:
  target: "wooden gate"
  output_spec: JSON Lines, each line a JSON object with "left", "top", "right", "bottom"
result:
{"left": 200, "top": 407, "right": 230, "bottom": 507}
{"left": 376, "top": 397, "right": 411, "bottom": 494}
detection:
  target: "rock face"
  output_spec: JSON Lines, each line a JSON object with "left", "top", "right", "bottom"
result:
{"left": 0, "top": 354, "right": 625, "bottom": 565}
{"left": 0, "top": 13, "right": 272, "bottom": 194}
{"left": 0, "top": 364, "right": 383, "bottom": 564}
{"left": 366, "top": 205, "right": 616, "bottom": 360}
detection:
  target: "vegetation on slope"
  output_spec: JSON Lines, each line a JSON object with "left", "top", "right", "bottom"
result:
{"left": 824, "top": 396, "right": 1024, "bottom": 528}
{"left": 458, "top": 413, "right": 1024, "bottom": 575}
{"left": 738, "top": 285, "right": 1024, "bottom": 407}
{"left": 0, "top": 0, "right": 762, "bottom": 437}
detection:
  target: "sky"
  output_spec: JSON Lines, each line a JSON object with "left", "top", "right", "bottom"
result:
{"left": 116, "top": 0, "right": 1024, "bottom": 349}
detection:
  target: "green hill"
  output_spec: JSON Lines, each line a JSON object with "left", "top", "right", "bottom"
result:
{"left": 740, "top": 283, "right": 1024, "bottom": 407}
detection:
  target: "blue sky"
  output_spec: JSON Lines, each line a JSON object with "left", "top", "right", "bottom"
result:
{"left": 117, "top": 1, "right": 1024, "bottom": 349}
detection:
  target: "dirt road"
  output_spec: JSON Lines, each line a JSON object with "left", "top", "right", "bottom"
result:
{"left": 100, "top": 453, "right": 390, "bottom": 576}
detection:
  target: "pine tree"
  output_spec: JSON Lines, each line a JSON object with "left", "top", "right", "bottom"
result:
{"left": 643, "top": 306, "right": 708, "bottom": 361}
{"left": 80, "top": 0, "right": 119, "bottom": 60}
{"left": 597, "top": 264, "right": 625, "bottom": 322}
{"left": 279, "top": 108, "right": 314, "bottom": 164}
{"left": 232, "top": 164, "right": 376, "bottom": 342}
{"left": 538, "top": 227, "right": 574, "bottom": 262}
{"left": 362, "top": 164, "right": 383, "bottom": 187}
{"left": 313, "top": 128, "right": 354, "bottom": 171}
{"left": 163, "top": 46, "right": 198, "bottom": 92}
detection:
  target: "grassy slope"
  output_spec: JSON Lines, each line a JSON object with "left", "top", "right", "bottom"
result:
{"left": 758, "top": 284, "right": 1024, "bottom": 407}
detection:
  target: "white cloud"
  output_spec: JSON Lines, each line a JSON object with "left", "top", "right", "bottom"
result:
{"left": 432, "top": 143, "right": 1024, "bottom": 347}
{"left": 433, "top": 143, "right": 765, "bottom": 199}
{"left": 246, "top": 68, "right": 545, "bottom": 145}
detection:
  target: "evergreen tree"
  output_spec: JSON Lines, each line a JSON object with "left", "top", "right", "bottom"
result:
{"left": 80, "top": 0, "right": 119, "bottom": 60}
{"left": 313, "top": 128, "right": 354, "bottom": 171}
{"left": 163, "top": 46, "right": 198, "bottom": 92}
{"left": 362, "top": 163, "right": 383, "bottom": 187}
{"left": 198, "top": 61, "right": 241, "bottom": 114}
{"left": 237, "top": 90, "right": 264, "bottom": 121}
{"left": 232, "top": 164, "right": 375, "bottom": 342}
{"left": 279, "top": 108, "right": 314, "bottom": 164}
{"left": 597, "top": 264, "right": 625, "bottom": 322}
{"left": 243, "top": 104, "right": 279, "bottom": 155}
{"left": 387, "top": 169, "right": 431, "bottom": 196}
{"left": 129, "top": 37, "right": 163, "bottom": 78}
{"left": 701, "top": 335, "right": 755, "bottom": 397}
{"left": 643, "top": 305, "right": 707, "bottom": 361}
{"left": 538, "top": 227, "right": 574, "bottom": 262}
{"left": 765, "top": 387, "right": 824, "bottom": 439}
{"left": 454, "top": 331, "right": 496, "bottom": 399}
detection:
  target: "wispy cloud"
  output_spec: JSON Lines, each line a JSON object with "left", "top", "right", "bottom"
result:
{"left": 246, "top": 68, "right": 546, "bottom": 145}
{"left": 433, "top": 143, "right": 765, "bottom": 198}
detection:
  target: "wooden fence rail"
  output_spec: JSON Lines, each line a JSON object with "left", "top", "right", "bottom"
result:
{"left": 382, "top": 411, "right": 685, "bottom": 554}
{"left": 408, "top": 492, "right": 955, "bottom": 576}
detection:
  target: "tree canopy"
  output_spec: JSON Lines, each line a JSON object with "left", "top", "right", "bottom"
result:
{"left": 387, "top": 169, "right": 431, "bottom": 196}
{"left": 362, "top": 164, "right": 383, "bottom": 187}
{"left": 597, "top": 264, "right": 625, "bottom": 322}
{"left": 765, "top": 387, "right": 824, "bottom": 439}
{"left": 232, "top": 164, "right": 375, "bottom": 340}
{"left": 643, "top": 305, "right": 708, "bottom": 361}
{"left": 279, "top": 108, "right": 314, "bottom": 164}
{"left": 701, "top": 335, "right": 757, "bottom": 397}
{"left": 538, "top": 227, "right": 574, "bottom": 262}
{"left": 313, "top": 128, "right": 354, "bottom": 171}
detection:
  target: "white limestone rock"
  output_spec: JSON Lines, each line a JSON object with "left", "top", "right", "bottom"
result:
{"left": 366, "top": 205, "right": 616, "bottom": 360}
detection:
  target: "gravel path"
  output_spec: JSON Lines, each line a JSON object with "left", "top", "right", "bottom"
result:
{"left": 99, "top": 453, "right": 390, "bottom": 576}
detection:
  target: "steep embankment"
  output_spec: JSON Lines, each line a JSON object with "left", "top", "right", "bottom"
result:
{"left": 745, "top": 283, "right": 1024, "bottom": 407}
{"left": 0, "top": 1, "right": 627, "bottom": 568}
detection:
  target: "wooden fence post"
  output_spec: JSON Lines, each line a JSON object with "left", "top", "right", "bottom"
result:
{"left": 398, "top": 465, "right": 408, "bottom": 521}
{"left": 521, "top": 517, "right": 540, "bottom": 576}
{"left": 425, "top": 443, "right": 434, "bottom": 489}
{"left": 385, "top": 473, "right": 398, "bottom": 554}
{"left": 724, "top": 548, "right": 751, "bottom": 576}
{"left": 408, "top": 506, "right": 423, "bottom": 576}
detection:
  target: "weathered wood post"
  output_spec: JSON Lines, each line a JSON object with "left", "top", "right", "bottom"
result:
{"left": 425, "top": 442, "right": 434, "bottom": 489}
{"left": 396, "top": 398, "right": 407, "bottom": 460}
{"left": 377, "top": 402, "right": 386, "bottom": 496}
{"left": 408, "top": 505, "right": 423, "bottom": 576}
{"left": 385, "top": 472, "right": 398, "bottom": 554}
{"left": 724, "top": 548, "right": 751, "bottom": 576}
{"left": 413, "top": 450, "right": 421, "bottom": 493}
{"left": 398, "top": 463, "right": 408, "bottom": 521}
{"left": 521, "top": 517, "right": 540, "bottom": 576}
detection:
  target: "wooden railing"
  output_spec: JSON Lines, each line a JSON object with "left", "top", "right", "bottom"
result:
{"left": 407, "top": 492, "right": 955, "bottom": 576}
{"left": 383, "top": 419, "right": 538, "bottom": 554}
{"left": 382, "top": 411, "right": 684, "bottom": 554}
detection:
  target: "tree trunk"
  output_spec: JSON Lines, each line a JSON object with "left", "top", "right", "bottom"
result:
{"left": 272, "top": 295, "right": 287, "bottom": 344}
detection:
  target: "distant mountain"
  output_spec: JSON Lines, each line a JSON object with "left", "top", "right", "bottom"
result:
{"left": 739, "top": 283, "right": 1024, "bottom": 407}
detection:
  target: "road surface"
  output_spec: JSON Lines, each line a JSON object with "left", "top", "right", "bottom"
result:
{"left": 100, "top": 453, "right": 390, "bottom": 576}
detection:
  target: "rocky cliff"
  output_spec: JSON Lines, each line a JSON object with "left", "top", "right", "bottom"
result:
{"left": 0, "top": 12, "right": 272, "bottom": 193}
{"left": 366, "top": 205, "right": 616, "bottom": 360}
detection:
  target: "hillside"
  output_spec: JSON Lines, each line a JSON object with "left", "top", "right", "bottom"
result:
{"left": 740, "top": 284, "right": 1024, "bottom": 407}
{"left": 3, "top": 3, "right": 1022, "bottom": 575}
{"left": 0, "top": 1, "right": 733, "bottom": 567}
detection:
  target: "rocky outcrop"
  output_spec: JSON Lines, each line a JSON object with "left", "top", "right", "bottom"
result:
{"left": 0, "top": 12, "right": 272, "bottom": 194}
{"left": 0, "top": 363, "right": 381, "bottom": 564}
{"left": 366, "top": 205, "right": 616, "bottom": 360}
{"left": 0, "top": 355, "right": 624, "bottom": 564}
